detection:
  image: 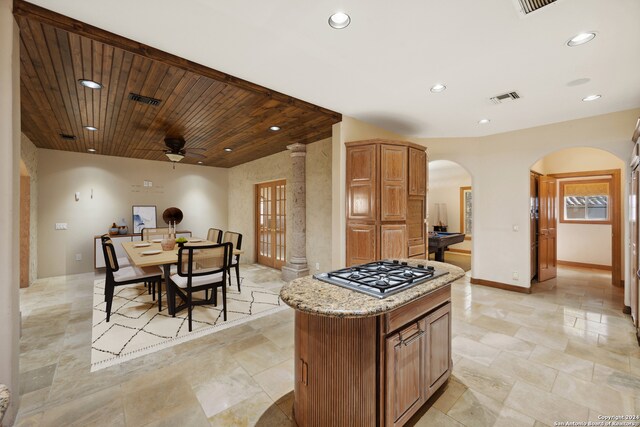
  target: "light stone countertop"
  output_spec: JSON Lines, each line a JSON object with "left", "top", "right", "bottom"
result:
{"left": 279, "top": 260, "right": 465, "bottom": 318}
{"left": 0, "top": 384, "right": 9, "bottom": 425}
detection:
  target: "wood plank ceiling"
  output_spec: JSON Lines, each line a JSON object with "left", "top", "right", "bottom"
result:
{"left": 14, "top": 0, "right": 341, "bottom": 168}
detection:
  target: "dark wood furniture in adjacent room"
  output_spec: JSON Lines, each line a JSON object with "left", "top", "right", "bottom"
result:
{"left": 428, "top": 232, "right": 465, "bottom": 262}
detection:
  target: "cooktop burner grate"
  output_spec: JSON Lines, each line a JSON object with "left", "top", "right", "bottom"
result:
{"left": 314, "top": 260, "right": 448, "bottom": 299}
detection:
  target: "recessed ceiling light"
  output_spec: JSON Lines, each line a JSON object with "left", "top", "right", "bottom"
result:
{"left": 478, "top": 119, "right": 491, "bottom": 124}
{"left": 87, "top": 148, "right": 96, "bottom": 152}
{"left": 269, "top": 126, "right": 281, "bottom": 131}
{"left": 582, "top": 94, "right": 601, "bottom": 102}
{"left": 224, "top": 148, "right": 233, "bottom": 152}
{"left": 83, "top": 126, "right": 98, "bottom": 131}
{"left": 197, "top": 161, "right": 203, "bottom": 164}
{"left": 567, "top": 32, "right": 596, "bottom": 47}
{"left": 430, "top": 84, "right": 446, "bottom": 93}
{"left": 78, "top": 79, "right": 103, "bottom": 89}
{"left": 329, "top": 12, "right": 350, "bottom": 29}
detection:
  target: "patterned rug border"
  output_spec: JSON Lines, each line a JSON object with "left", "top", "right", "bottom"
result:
{"left": 90, "top": 280, "right": 288, "bottom": 372}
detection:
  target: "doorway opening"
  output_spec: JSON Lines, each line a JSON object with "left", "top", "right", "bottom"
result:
{"left": 255, "top": 179, "right": 287, "bottom": 269}
{"left": 530, "top": 148, "right": 624, "bottom": 288}
{"left": 427, "top": 160, "right": 473, "bottom": 272}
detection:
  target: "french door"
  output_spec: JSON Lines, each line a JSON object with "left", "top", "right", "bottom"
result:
{"left": 256, "top": 180, "right": 286, "bottom": 269}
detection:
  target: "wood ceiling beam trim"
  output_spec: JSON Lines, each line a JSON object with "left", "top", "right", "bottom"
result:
{"left": 13, "top": 0, "right": 342, "bottom": 122}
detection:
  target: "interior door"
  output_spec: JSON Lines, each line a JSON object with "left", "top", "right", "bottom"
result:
{"left": 256, "top": 180, "right": 286, "bottom": 269}
{"left": 538, "top": 175, "right": 557, "bottom": 282}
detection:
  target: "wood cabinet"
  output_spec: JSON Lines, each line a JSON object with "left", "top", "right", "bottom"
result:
{"left": 294, "top": 284, "right": 452, "bottom": 427}
{"left": 346, "top": 140, "right": 427, "bottom": 265}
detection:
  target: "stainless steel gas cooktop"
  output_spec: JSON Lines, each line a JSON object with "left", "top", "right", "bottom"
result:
{"left": 314, "top": 260, "right": 448, "bottom": 299}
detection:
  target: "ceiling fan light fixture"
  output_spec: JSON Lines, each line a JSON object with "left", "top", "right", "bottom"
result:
{"left": 329, "top": 12, "right": 350, "bottom": 29}
{"left": 166, "top": 152, "right": 185, "bottom": 162}
{"left": 78, "top": 79, "right": 103, "bottom": 89}
{"left": 567, "top": 32, "right": 596, "bottom": 47}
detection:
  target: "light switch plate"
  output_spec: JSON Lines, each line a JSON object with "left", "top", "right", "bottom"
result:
{"left": 55, "top": 223, "right": 68, "bottom": 230}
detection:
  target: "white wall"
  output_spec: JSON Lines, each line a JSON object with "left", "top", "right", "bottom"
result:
{"left": 228, "top": 138, "right": 332, "bottom": 273}
{"left": 0, "top": 2, "right": 20, "bottom": 422}
{"left": 428, "top": 160, "right": 472, "bottom": 252}
{"left": 37, "top": 149, "right": 229, "bottom": 278}
{"left": 407, "top": 109, "right": 637, "bottom": 291}
{"left": 536, "top": 147, "right": 625, "bottom": 267}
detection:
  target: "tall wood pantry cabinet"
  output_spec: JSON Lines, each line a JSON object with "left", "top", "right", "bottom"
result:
{"left": 346, "top": 139, "right": 427, "bottom": 266}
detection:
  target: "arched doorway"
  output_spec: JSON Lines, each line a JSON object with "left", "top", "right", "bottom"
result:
{"left": 530, "top": 147, "right": 625, "bottom": 288}
{"left": 428, "top": 160, "right": 473, "bottom": 272}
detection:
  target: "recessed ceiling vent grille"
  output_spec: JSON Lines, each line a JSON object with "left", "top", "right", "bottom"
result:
{"left": 59, "top": 133, "right": 76, "bottom": 140}
{"left": 490, "top": 91, "right": 521, "bottom": 105}
{"left": 515, "top": 0, "right": 556, "bottom": 15}
{"left": 128, "top": 92, "right": 162, "bottom": 106}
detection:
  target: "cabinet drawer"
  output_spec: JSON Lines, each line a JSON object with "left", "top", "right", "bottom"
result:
{"left": 384, "top": 285, "right": 450, "bottom": 334}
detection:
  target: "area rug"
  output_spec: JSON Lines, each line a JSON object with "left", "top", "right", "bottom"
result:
{"left": 91, "top": 276, "right": 286, "bottom": 372}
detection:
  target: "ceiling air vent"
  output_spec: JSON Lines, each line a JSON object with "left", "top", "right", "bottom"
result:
{"left": 514, "top": 0, "right": 556, "bottom": 15}
{"left": 128, "top": 92, "right": 162, "bottom": 106}
{"left": 59, "top": 133, "right": 76, "bottom": 140}
{"left": 490, "top": 91, "right": 521, "bottom": 105}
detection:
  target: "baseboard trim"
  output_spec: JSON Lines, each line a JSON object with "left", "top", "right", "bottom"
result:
{"left": 470, "top": 277, "right": 531, "bottom": 294}
{"left": 449, "top": 249, "right": 471, "bottom": 255}
{"left": 557, "top": 260, "right": 612, "bottom": 271}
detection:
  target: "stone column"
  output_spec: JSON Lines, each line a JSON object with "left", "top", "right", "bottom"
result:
{"left": 282, "top": 143, "right": 310, "bottom": 281}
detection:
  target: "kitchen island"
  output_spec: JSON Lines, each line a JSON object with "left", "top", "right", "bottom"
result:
{"left": 280, "top": 260, "right": 465, "bottom": 427}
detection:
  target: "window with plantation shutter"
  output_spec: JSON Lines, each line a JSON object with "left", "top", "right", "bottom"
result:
{"left": 560, "top": 179, "right": 610, "bottom": 223}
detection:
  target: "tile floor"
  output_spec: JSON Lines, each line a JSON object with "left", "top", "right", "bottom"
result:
{"left": 13, "top": 264, "right": 640, "bottom": 426}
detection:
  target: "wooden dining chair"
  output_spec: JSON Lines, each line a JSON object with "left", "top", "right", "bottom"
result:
{"left": 222, "top": 231, "right": 243, "bottom": 291}
{"left": 207, "top": 228, "right": 223, "bottom": 244}
{"left": 100, "top": 234, "right": 131, "bottom": 267}
{"left": 141, "top": 227, "right": 170, "bottom": 241}
{"left": 101, "top": 239, "right": 163, "bottom": 322}
{"left": 169, "top": 242, "right": 232, "bottom": 332}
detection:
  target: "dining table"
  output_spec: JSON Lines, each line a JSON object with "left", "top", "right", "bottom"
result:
{"left": 121, "top": 238, "right": 243, "bottom": 315}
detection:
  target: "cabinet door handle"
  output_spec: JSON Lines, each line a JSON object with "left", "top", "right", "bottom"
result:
{"left": 401, "top": 330, "right": 425, "bottom": 346}
{"left": 300, "top": 358, "right": 308, "bottom": 385}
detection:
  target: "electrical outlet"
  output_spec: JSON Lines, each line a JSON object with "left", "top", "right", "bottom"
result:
{"left": 315, "top": 262, "right": 320, "bottom": 270}
{"left": 512, "top": 271, "right": 519, "bottom": 281}
{"left": 75, "top": 253, "right": 82, "bottom": 261}
{"left": 55, "top": 223, "right": 68, "bottom": 230}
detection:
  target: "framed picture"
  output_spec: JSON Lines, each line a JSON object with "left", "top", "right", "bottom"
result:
{"left": 132, "top": 205, "right": 157, "bottom": 234}
{"left": 459, "top": 186, "right": 472, "bottom": 238}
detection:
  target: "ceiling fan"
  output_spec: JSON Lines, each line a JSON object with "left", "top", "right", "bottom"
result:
{"left": 135, "top": 137, "right": 206, "bottom": 167}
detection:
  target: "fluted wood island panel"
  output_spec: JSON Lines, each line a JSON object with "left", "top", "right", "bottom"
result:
{"left": 281, "top": 260, "right": 464, "bottom": 427}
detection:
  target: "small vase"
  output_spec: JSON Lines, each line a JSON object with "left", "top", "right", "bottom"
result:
{"left": 118, "top": 226, "right": 128, "bottom": 235}
{"left": 109, "top": 223, "right": 119, "bottom": 235}
{"left": 161, "top": 238, "right": 176, "bottom": 251}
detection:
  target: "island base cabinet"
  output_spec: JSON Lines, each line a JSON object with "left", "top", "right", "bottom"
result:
{"left": 385, "top": 322, "right": 424, "bottom": 427}
{"left": 424, "top": 304, "right": 452, "bottom": 396}
{"left": 293, "top": 312, "right": 378, "bottom": 427}
{"left": 292, "top": 289, "right": 452, "bottom": 427}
